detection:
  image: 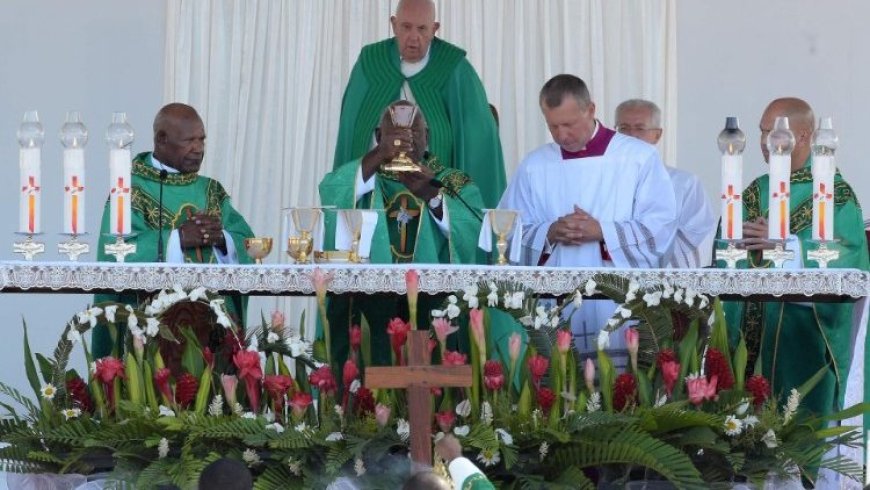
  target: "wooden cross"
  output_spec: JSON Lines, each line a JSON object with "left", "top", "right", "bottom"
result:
{"left": 387, "top": 195, "right": 420, "bottom": 253}
{"left": 366, "top": 330, "right": 472, "bottom": 468}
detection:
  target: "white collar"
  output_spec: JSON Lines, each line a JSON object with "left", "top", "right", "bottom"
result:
{"left": 400, "top": 46, "right": 431, "bottom": 78}
{"left": 150, "top": 154, "right": 180, "bottom": 174}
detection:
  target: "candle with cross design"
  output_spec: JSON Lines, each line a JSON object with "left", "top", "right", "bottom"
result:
{"left": 17, "top": 111, "right": 44, "bottom": 235}
{"left": 766, "top": 116, "right": 794, "bottom": 241}
{"left": 106, "top": 112, "right": 134, "bottom": 236}
{"left": 811, "top": 117, "right": 837, "bottom": 242}
{"left": 717, "top": 117, "right": 745, "bottom": 240}
{"left": 61, "top": 112, "right": 88, "bottom": 235}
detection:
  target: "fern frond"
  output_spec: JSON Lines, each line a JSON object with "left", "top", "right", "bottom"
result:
{"left": 0, "top": 382, "right": 39, "bottom": 420}
{"left": 255, "top": 464, "right": 304, "bottom": 490}
{"left": 554, "top": 465, "right": 595, "bottom": 489}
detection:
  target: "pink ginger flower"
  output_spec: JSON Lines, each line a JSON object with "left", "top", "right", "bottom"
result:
{"left": 508, "top": 333, "right": 522, "bottom": 367}
{"left": 584, "top": 358, "right": 596, "bottom": 393}
{"left": 375, "top": 403, "right": 391, "bottom": 428}
{"left": 221, "top": 374, "right": 239, "bottom": 408}
{"left": 625, "top": 327, "right": 639, "bottom": 372}
{"left": 442, "top": 351, "right": 468, "bottom": 366}
{"left": 661, "top": 360, "right": 680, "bottom": 396}
{"left": 556, "top": 329, "right": 572, "bottom": 354}
{"left": 435, "top": 410, "right": 455, "bottom": 432}
{"left": 527, "top": 354, "right": 549, "bottom": 390}
{"left": 686, "top": 373, "right": 718, "bottom": 406}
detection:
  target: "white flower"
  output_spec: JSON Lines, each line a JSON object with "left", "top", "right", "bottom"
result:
{"left": 242, "top": 448, "right": 261, "bottom": 466}
{"left": 208, "top": 395, "right": 224, "bottom": 416}
{"left": 348, "top": 380, "right": 361, "bottom": 394}
{"left": 625, "top": 290, "right": 637, "bottom": 302}
{"left": 294, "top": 422, "right": 309, "bottom": 433}
{"left": 267, "top": 331, "right": 280, "bottom": 344}
{"left": 266, "top": 422, "right": 285, "bottom": 434}
{"left": 127, "top": 311, "right": 139, "bottom": 332}
{"left": 158, "top": 438, "right": 169, "bottom": 459}
{"left": 662, "top": 284, "right": 674, "bottom": 299}
{"left": 334, "top": 404, "right": 344, "bottom": 418}
{"left": 724, "top": 415, "right": 743, "bottom": 436}
{"left": 586, "top": 392, "right": 601, "bottom": 412}
{"left": 62, "top": 408, "right": 82, "bottom": 420}
{"left": 354, "top": 457, "right": 366, "bottom": 476}
{"left": 643, "top": 291, "right": 662, "bottom": 307}
{"left": 455, "top": 399, "right": 471, "bottom": 418}
{"left": 476, "top": 448, "right": 501, "bottom": 467}
{"left": 736, "top": 399, "right": 750, "bottom": 416}
{"left": 584, "top": 279, "right": 597, "bottom": 296}
{"left": 287, "top": 457, "right": 302, "bottom": 475}
{"left": 463, "top": 285, "right": 479, "bottom": 308}
{"left": 242, "top": 411, "right": 256, "bottom": 419}
{"left": 263, "top": 411, "right": 275, "bottom": 423}
{"left": 397, "top": 418, "right": 410, "bottom": 441}
{"left": 487, "top": 284, "right": 499, "bottom": 307}
{"left": 77, "top": 307, "right": 103, "bottom": 328}
{"left": 495, "top": 428, "right": 513, "bottom": 445}
{"left": 673, "top": 289, "right": 684, "bottom": 304}
{"left": 481, "top": 401, "right": 493, "bottom": 425}
{"left": 103, "top": 305, "right": 118, "bottom": 323}
{"left": 326, "top": 432, "right": 344, "bottom": 442}
{"left": 539, "top": 441, "right": 549, "bottom": 462}
{"left": 597, "top": 330, "right": 610, "bottom": 350}
{"left": 158, "top": 405, "right": 176, "bottom": 417}
{"left": 742, "top": 415, "right": 759, "bottom": 428}
{"left": 453, "top": 425, "right": 470, "bottom": 437}
{"left": 606, "top": 318, "right": 620, "bottom": 328}
{"left": 510, "top": 291, "right": 525, "bottom": 309}
{"left": 209, "top": 298, "right": 225, "bottom": 312}
{"left": 616, "top": 305, "right": 632, "bottom": 319}
{"left": 233, "top": 403, "right": 244, "bottom": 415}
{"left": 654, "top": 394, "right": 668, "bottom": 408}
{"left": 698, "top": 295, "right": 710, "bottom": 309}
{"left": 188, "top": 287, "right": 208, "bottom": 302}
{"left": 549, "top": 315, "right": 559, "bottom": 328}
{"left": 285, "top": 336, "right": 311, "bottom": 358}
{"left": 66, "top": 327, "right": 82, "bottom": 344}
{"left": 446, "top": 301, "right": 461, "bottom": 319}
{"left": 708, "top": 312, "right": 716, "bottom": 327}
{"left": 215, "top": 312, "right": 232, "bottom": 328}
{"left": 145, "top": 317, "right": 161, "bottom": 337}
{"left": 571, "top": 290, "right": 584, "bottom": 308}
{"left": 783, "top": 388, "right": 800, "bottom": 424}
{"left": 762, "top": 429, "right": 778, "bottom": 448}
{"left": 430, "top": 309, "right": 445, "bottom": 318}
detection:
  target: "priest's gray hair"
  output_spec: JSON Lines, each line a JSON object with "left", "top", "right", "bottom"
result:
{"left": 539, "top": 74, "right": 592, "bottom": 109}
{"left": 615, "top": 99, "right": 662, "bottom": 129}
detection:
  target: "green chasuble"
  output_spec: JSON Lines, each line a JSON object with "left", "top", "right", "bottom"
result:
{"left": 333, "top": 37, "right": 506, "bottom": 209}
{"left": 92, "top": 152, "right": 255, "bottom": 358}
{"left": 721, "top": 158, "right": 869, "bottom": 418}
{"left": 320, "top": 155, "right": 490, "bottom": 368}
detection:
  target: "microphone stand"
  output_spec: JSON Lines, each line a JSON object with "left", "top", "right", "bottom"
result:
{"left": 156, "top": 169, "right": 168, "bottom": 262}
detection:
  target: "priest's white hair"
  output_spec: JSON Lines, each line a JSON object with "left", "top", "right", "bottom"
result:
{"left": 615, "top": 99, "right": 662, "bottom": 129}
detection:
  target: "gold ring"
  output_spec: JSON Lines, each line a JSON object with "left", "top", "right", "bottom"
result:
{"left": 393, "top": 139, "right": 402, "bottom": 147}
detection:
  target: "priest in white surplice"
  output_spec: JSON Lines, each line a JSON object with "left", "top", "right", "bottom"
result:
{"left": 499, "top": 75, "right": 678, "bottom": 368}
{"left": 615, "top": 99, "right": 717, "bottom": 268}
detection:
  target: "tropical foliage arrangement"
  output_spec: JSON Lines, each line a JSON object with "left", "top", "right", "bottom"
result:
{"left": 0, "top": 271, "right": 864, "bottom": 489}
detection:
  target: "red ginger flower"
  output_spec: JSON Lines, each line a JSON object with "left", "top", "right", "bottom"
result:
{"left": 745, "top": 374, "right": 771, "bottom": 407}
{"left": 309, "top": 365, "right": 337, "bottom": 395}
{"left": 527, "top": 354, "right": 549, "bottom": 389}
{"left": 94, "top": 357, "right": 125, "bottom": 384}
{"left": 289, "top": 392, "right": 313, "bottom": 419}
{"left": 349, "top": 325, "right": 362, "bottom": 352}
{"left": 435, "top": 410, "right": 455, "bottom": 432}
{"left": 233, "top": 350, "right": 262, "bottom": 411}
{"left": 222, "top": 330, "right": 243, "bottom": 363}
{"left": 342, "top": 359, "right": 359, "bottom": 388}
{"left": 264, "top": 375, "right": 294, "bottom": 402}
{"left": 661, "top": 360, "right": 680, "bottom": 396}
{"left": 537, "top": 387, "right": 556, "bottom": 413}
{"left": 613, "top": 373, "right": 637, "bottom": 411}
{"left": 442, "top": 350, "right": 467, "bottom": 366}
{"left": 387, "top": 318, "right": 411, "bottom": 365}
{"left": 154, "top": 367, "right": 173, "bottom": 403}
{"left": 66, "top": 376, "right": 93, "bottom": 413}
{"left": 355, "top": 387, "right": 375, "bottom": 415}
{"left": 175, "top": 372, "right": 199, "bottom": 408}
{"left": 483, "top": 360, "right": 505, "bottom": 391}
{"left": 656, "top": 349, "right": 677, "bottom": 369}
{"left": 704, "top": 348, "right": 734, "bottom": 391}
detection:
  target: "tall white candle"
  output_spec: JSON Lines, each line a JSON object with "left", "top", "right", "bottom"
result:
{"left": 811, "top": 155, "right": 835, "bottom": 241}
{"left": 109, "top": 148, "right": 132, "bottom": 236}
{"left": 720, "top": 154, "right": 743, "bottom": 240}
{"left": 63, "top": 148, "right": 86, "bottom": 235}
{"left": 767, "top": 154, "right": 791, "bottom": 240}
{"left": 19, "top": 148, "right": 41, "bottom": 234}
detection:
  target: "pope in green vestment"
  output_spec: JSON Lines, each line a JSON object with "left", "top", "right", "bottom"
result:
{"left": 721, "top": 158, "right": 868, "bottom": 418}
{"left": 93, "top": 104, "right": 254, "bottom": 358}
{"left": 321, "top": 101, "right": 488, "bottom": 368}
{"left": 333, "top": 36, "right": 505, "bottom": 209}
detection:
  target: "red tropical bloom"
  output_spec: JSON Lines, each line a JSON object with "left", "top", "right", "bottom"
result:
{"left": 233, "top": 350, "right": 262, "bottom": 411}
{"left": 154, "top": 367, "right": 173, "bottom": 403}
{"left": 289, "top": 391, "right": 313, "bottom": 419}
{"left": 309, "top": 366, "right": 337, "bottom": 395}
{"left": 355, "top": 387, "right": 375, "bottom": 415}
{"left": 442, "top": 350, "right": 467, "bottom": 366}
{"left": 65, "top": 376, "right": 93, "bottom": 413}
{"left": 527, "top": 354, "right": 549, "bottom": 389}
{"left": 175, "top": 372, "right": 199, "bottom": 408}
{"left": 342, "top": 359, "right": 359, "bottom": 388}
{"left": 661, "top": 360, "right": 680, "bottom": 396}
{"left": 656, "top": 349, "right": 677, "bottom": 369}
{"left": 264, "top": 374, "right": 294, "bottom": 417}
{"left": 745, "top": 374, "right": 771, "bottom": 407}
{"left": 387, "top": 318, "right": 411, "bottom": 365}
{"left": 704, "top": 348, "right": 734, "bottom": 391}
{"left": 483, "top": 360, "right": 505, "bottom": 391}
{"left": 435, "top": 410, "right": 456, "bottom": 432}
{"left": 349, "top": 325, "right": 362, "bottom": 352}
{"left": 94, "top": 357, "right": 125, "bottom": 384}
{"left": 687, "top": 374, "right": 718, "bottom": 406}
{"left": 537, "top": 387, "right": 556, "bottom": 413}
{"left": 613, "top": 373, "right": 638, "bottom": 411}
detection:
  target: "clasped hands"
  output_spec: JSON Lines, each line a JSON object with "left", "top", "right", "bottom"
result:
{"left": 179, "top": 212, "right": 226, "bottom": 251}
{"left": 546, "top": 205, "right": 603, "bottom": 245}
{"left": 739, "top": 217, "right": 777, "bottom": 251}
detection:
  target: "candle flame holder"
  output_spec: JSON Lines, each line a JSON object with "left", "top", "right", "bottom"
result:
{"left": 104, "top": 234, "right": 137, "bottom": 263}
{"left": 807, "top": 240, "right": 840, "bottom": 269}
{"left": 58, "top": 233, "right": 90, "bottom": 261}
{"left": 13, "top": 233, "right": 44, "bottom": 261}
{"left": 762, "top": 240, "right": 795, "bottom": 268}
{"left": 714, "top": 239, "right": 747, "bottom": 269}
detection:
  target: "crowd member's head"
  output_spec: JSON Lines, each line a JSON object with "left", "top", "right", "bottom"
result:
{"left": 538, "top": 74, "right": 596, "bottom": 153}
{"left": 759, "top": 97, "right": 815, "bottom": 171}
{"left": 615, "top": 99, "right": 663, "bottom": 145}
{"left": 153, "top": 103, "right": 206, "bottom": 174}
{"left": 391, "top": 0, "right": 439, "bottom": 63}
{"left": 198, "top": 458, "right": 253, "bottom": 490}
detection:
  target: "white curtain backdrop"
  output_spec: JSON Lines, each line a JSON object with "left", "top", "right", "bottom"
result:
{"left": 163, "top": 0, "right": 677, "bottom": 330}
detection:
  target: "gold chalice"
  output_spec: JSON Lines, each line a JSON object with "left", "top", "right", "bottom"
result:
{"left": 381, "top": 104, "right": 421, "bottom": 173}
{"left": 286, "top": 208, "right": 321, "bottom": 264}
{"left": 340, "top": 209, "right": 364, "bottom": 263}
{"left": 489, "top": 209, "right": 517, "bottom": 265}
{"left": 244, "top": 237, "right": 272, "bottom": 264}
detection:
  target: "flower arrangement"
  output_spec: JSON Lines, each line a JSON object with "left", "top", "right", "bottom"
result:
{"left": 0, "top": 273, "right": 864, "bottom": 489}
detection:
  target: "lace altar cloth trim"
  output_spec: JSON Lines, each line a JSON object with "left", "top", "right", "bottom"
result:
{"left": 0, "top": 261, "right": 867, "bottom": 297}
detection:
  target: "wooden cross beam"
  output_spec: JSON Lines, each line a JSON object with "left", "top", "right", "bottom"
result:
{"left": 366, "top": 330, "right": 472, "bottom": 468}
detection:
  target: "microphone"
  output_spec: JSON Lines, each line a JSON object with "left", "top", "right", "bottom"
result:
{"left": 156, "top": 169, "right": 168, "bottom": 262}
{"left": 429, "top": 178, "right": 483, "bottom": 222}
